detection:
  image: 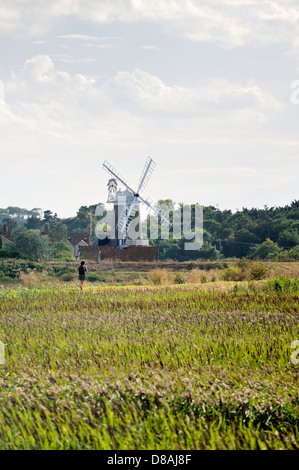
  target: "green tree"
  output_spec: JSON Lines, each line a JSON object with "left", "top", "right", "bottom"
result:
{"left": 47, "top": 221, "right": 68, "bottom": 242}
{"left": 52, "top": 241, "right": 74, "bottom": 261}
{"left": 10, "top": 228, "right": 53, "bottom": 260}
{"left": 1, "top": 217, "right": 19, "bottom": 233}
{"left": 25, "top": 215, "right": 42, "bottom": 230}
{"left": 197, "top": 241, "right": 220, "bottom": 261}
{"left": 289, "top": 245, "right": 299, "bottom": 260}
{"left": 248, "top": 238, "right": 283, "bottom": 260}
{"left": 43, "top": 210, "right": 58, "bottom": 223}
{"left": 278, "top": 229, "right": 299, "bottom": 248}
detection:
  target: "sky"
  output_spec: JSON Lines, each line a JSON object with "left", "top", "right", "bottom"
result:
{"left": 0, "top": 0, "right": 299, "bottom": 219}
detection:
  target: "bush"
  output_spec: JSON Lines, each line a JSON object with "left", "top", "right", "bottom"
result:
{"left": 237, "top": 259, "right": 268, "bottom": 280}
{"left": 222, "top": 260, "right": 268, "bottom": 282}
{"left": 52, "top": 266, "right": 74, "bottom": 277}
{"left": 248, "top": 238, "right": 283, "bottom": 260}
{"left": 60, "top": 272, "right": 75, "bottom": 282}
{"left": 0, "top": 250, "right": 27, "bottom": 259}
{"left": 268, "top": 276, "right": 299, "bottom": 294}
{"left": 174, "top": 272, "right": 185, "bottom": 284}
{"left": 289, "top": 245, "right": 299, "bottom": 260}
{"left": 0, "top": 274, "right": 13, "bottom": 283}
{"left": 86, "top": 273, "right": 100, "bottom": 283}
{"left": 222, "top": 266, "right": 242, "bottom": 281}
{"left": 10, "top": 228, "right": 54, "bottom": 260}
{"left": 249, "top": 261, "right": 268, "bottom": 280}
{"left": 54, "top": 250, "right": 75, "bottom": 262}
{"left": 0, "top": 260, "right": 40, "bottom": 278}
{"left": 147, "top": 269, "right": 173, "bottom": 285}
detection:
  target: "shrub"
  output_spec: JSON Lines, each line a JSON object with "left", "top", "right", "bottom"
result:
{"left": 236, "top": 259, "right": 268, "bottom": 281}
{"left": 0, "top": 274, "right": 13, "bottom": 282}
{"left": 174, "top": 272, "right": 185, "bottom": 284}
{"left": 54, "top": 250, "right": 75, "bottom": 262}
{"left": 248, "top": 238, "right": 283, "bottom": 260}
{"left": 147, "top": 269, "right": 173, "bottom": 285}
{"left": 10, "top": 228, "right": 54, "bottom": 260}
{"left": 0, "top": 250, "right": 27, "bottom": 259}
{"left": 268, "top": 276, "right": 299, "bottom": 294}
{"left": 289, "top": 245, "right": 299, "bottom": 261}
{"left": 86, "top": 273, "right": 100, "bottom": 283}
{"left": 52, "top": 266, "right": 75, "bottom": 278}
{"left": 249, "top": 262, "right": 268, "bottom": 280}
{"left": 223, "top": 260, "right": 268, "bottom": 282}
{"left": 222, "top": 266, "right": 242, "bottom": 281}
{"left": 60, "top": 272, "right": 75, "bottom": 282}
{"left": 0, "top": 260, "right": 40, "bottom": 278}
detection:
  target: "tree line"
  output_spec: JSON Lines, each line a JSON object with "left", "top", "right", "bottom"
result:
{"left": 0, "top": 200, "right": 298, "bottom": 261}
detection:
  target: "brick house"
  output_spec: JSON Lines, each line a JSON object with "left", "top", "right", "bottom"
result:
{"left": 67, "top": 232, "right": 90, "bottom": 258}
{"left": 1, "top": 224, "right": 13, "bottom": 246}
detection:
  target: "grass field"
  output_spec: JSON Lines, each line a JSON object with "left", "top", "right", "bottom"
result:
{"left": 0, "top": 274, "right": 299, "bottom": 450}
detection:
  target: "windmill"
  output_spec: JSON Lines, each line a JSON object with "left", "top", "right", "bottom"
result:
{"left": 102, "top": 157, "right": 171, "bottom": 248}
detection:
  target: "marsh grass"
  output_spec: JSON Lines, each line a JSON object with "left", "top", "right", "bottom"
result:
{"left": 187, "top": 269, "right": 221, "bottom": 284}
{"left": 147, "top": 269, "right": 174, "bottom": 285}
{"left": 0, "top": 283, "right": 298, "bottom": 449}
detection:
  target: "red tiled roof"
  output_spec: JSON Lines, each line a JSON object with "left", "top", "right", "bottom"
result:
{"left": 67, "top": 232, "right": 89, "bottom": 246}
{"left": 1, "top": 233, "right": 13, "bottom": 242}
{"left": 1, "top": 234, "right": 13, "bottom": 244}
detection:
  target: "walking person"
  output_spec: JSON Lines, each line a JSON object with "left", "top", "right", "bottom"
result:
{"left": 77, "top": 260, "right": 88, "bottom": 290}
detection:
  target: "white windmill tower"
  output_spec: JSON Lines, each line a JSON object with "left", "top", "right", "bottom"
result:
{"left": 103, "top": 157, "right": 171, "bottom": 249}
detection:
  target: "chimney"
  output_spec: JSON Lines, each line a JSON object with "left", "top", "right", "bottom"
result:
{"left": 88, "top": 224, "right": 92, "bottom": 246}
{"left": 44, "top": 223, "right": 49, "bottom": 233}
{"left": 3, "top": 223, "right": 8, "bottom": 235}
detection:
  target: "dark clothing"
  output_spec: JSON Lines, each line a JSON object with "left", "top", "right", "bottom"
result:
{"left": 78, "top": 265, "right": 86, "bottom": 275}
{"left": 78, "top": 264, "right": 86, "bottom": 281}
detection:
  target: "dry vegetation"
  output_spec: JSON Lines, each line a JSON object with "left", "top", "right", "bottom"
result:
{"left": 0, "top": 278, "right": 298, "bottom": 449}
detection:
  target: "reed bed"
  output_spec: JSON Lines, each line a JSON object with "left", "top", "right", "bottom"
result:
{"left": 0, "top": 284, "right": 298, "bottom": 449}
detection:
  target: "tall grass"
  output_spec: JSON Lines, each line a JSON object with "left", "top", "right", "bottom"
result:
{"left": 0, "top": 283, "right": 298, "bottom": 449}
{"left": 147, "top": 269, "right": 174, "bottom": 285}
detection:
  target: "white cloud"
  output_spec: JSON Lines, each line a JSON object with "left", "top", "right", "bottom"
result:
{"left": 0, "top": 55, "right": 282, "bottom": 157}
{"left": 56, "top": 34, "right": 101, "bottom": 41}
{"left": 6, "top": 55, "right": 282, "bottom": 115}
{"left": 0, "top": 0, "right": 299, "bottom": 49}
{"left": 0, "top": 4, "right": 21, "bottom": 33}
{"left": 110, "top": 69, "right": 282, "bottom": 115}
{"left": 141, "top": 45, "right": 160, "bottom": 51}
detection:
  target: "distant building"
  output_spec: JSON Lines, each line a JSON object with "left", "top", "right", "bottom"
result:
{"left": 1, "top": 223, "right": 13, "bottom": 245}
{"left": 67, "top": 232, "right": 89, "bottom": 258}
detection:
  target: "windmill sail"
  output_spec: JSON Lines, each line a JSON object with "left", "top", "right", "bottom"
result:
{"left": 103, "top": 156, "right": 169, "bottom": 247}
{"left": 103, "top": 160, "right": 135, "bottom": 194}
{"left": 117, "top": 196, "right": 139, "bottom": 236}
{"left": 137, "top": 157, "right": 156, "bottom": 195}
{"left": 139, "top": 195, "right": 173, "bottom": 230}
